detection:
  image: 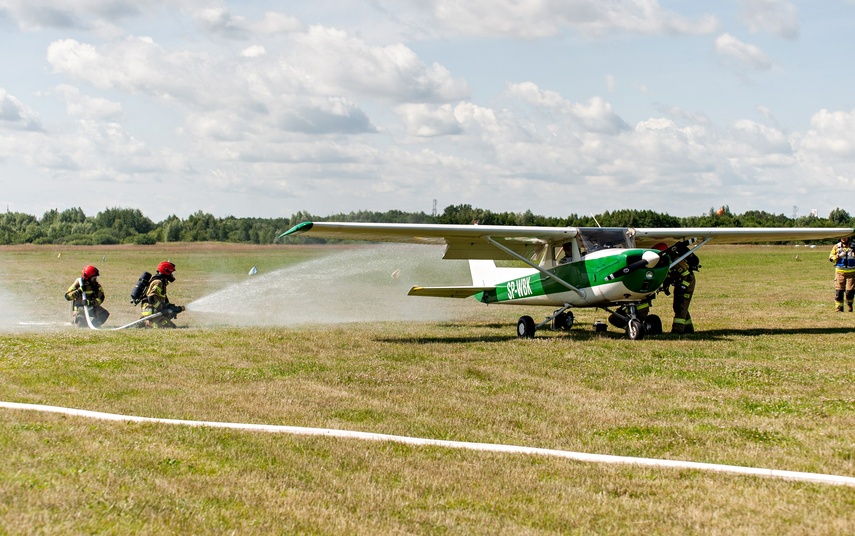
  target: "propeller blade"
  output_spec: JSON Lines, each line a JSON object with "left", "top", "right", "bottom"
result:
{"left": 604, "top": 250, "right": 661, "bottom": 281}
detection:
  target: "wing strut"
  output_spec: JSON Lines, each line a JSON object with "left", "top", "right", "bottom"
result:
{"left": 669, "top": 237, "right": 712, "bottom": 270}
{"left": 484, "top": 236, "right": 586, "bottom": 298}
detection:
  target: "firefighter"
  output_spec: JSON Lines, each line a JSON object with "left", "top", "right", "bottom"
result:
{"left": 829, "top": 235, "right": 855, "bottom": 312}
{"left": 664, "top": 257, "right": 697, "bottom": 334}
{"left": 64, "top": 265, "right": 109, "bottom": 328}
{"left": 652, "top": 242, "right": 699, "bottom": 334}
{"left": 140, "top": 261, "right": 185, "bottom": 328}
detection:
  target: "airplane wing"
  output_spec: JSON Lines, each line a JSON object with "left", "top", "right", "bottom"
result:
{"left": 280, "top": 221, "right": 852, "bottom": 258}
{"left": 633, "top": 227, "right": 852, "bottom": 247}
{"left": 408, "top": 286, "right": 494, "bottom": 298}
{"left": 279, "top": 221, "right": 578, "bottom": 260}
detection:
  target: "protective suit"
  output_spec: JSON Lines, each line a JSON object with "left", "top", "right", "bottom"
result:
{"left": 666, "top": 260, "right": 696, "bottom": 334}
{"left": 829, "top": 236, "right": 855, "bottom": 312}
{"left": 140, "top": 261, "right": 184, "bottom": 328}
{"left": 65, "top": 265, "right": 109, "bottom": 328}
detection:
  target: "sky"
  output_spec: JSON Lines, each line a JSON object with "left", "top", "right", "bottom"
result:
{"left": 1, "top": 0, "right": 854, "bottom": 223}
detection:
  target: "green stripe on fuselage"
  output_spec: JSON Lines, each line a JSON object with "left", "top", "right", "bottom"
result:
{"left": 476, "top": 249, "right": 668, "bottom": 304}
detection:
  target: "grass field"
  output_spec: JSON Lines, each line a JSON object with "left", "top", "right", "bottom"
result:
{"left": 0, "top": 242, "right": 853, "bottom": 534}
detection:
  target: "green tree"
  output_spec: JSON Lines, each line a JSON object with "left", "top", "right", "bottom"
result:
{"left": 829, "top": 208, "right": 852, "bottom": 226}
{"left": 95, "top": 207, "right": 155, "bottom": 241}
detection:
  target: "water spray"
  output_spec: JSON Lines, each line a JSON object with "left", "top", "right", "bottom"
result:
{"left": 184, "top": 245, "right": 473, "bottom": 327}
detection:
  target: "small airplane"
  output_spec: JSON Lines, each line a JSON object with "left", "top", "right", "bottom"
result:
{"left": 279, "top": 222, "right": 852, "bottom": 339}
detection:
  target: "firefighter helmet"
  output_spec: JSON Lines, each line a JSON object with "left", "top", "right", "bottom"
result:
{"left": 157, "top": 261, "right": 176, "bottom": 275}
{"left": 82, "top": 265, "right": 99, "bottom": 280}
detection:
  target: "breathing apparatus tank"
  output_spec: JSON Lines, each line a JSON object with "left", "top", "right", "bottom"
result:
{"left": 130, "top": 271, "right": 152, "bottom": 304}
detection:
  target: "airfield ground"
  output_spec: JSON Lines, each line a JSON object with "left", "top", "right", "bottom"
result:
{"left": 0, "top": 243, "right": 853, "bottom": 533}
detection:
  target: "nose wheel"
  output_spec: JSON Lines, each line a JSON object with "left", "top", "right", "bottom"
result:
{"left": 626, "top": 318, "right": 645, "bottom": 340}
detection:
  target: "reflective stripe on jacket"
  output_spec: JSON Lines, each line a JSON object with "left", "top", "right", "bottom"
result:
{"left": 830, "top": 242, "right": 855, "bottom": 272}
{"left": 64, "top": 279, "right": 105, "bottom": 309}
{"left": 141, "top": 277, "right": 169, "bottom": 316}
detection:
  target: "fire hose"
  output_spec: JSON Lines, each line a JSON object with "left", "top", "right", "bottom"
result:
{"left": 81, "top": 304, "right": 162, "bottom": 331}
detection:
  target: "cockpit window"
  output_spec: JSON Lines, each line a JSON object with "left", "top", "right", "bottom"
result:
{"left": 579, "top": 229, "right": 632, "bottom": 255}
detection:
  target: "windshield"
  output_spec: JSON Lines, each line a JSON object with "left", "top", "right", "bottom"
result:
{"left": 578, "top": 228, "right": 632, "bottom": 255}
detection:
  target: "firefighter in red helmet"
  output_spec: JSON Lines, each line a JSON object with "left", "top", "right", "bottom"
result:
{"left": 140, "top": 261, "right": 185, "bottom": 328}
{"left": 64, "top": 265, "right": 110, "bottom": 328}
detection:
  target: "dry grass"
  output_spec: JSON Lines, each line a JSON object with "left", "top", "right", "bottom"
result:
{"left": 0, "top": 243, "right": 853, "bottom": 534}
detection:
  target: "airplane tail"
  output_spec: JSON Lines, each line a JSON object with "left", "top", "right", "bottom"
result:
{"left": 469, "top": 259, "right": 538, "bottom": 286}
{"left": 408, "top": 260, "right": 535, "bottom": 299}
{"left": 468, "top": 260, "right": 498, "bottom": 286}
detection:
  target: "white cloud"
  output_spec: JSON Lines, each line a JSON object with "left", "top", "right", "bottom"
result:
{"left": 240, "top": 45, "right": 266, "bottom": 58}
{"left": 52, "top": 84, "right": 123, "bottom": 120}
{"left": 45, "top": 34, "right": 384, "bottom": 139}
{"left": 796, "top": 109, "right": 855, "bottom": 158}
{"left": 396, "top": 103, "right": 462, "bottom": 137}
{"left": 46, "top": 37, "right": 201, "bottom": 100}
{"left": 506, "top": 82, "right": 628, "bottom": 134}
{"left": 715, "top": 33, "right": 772, "bottom": 71}
{"left": 293, "top": 26, "right": 468, "bottom": 102}
{"left": 0, "top": 88, "right": 43, "bottom": 131}
{"left": 738, "top": 0, "right": 799, "bottom": 39}
{"left": 251, "top": 11, "right": 303, "bottom": 34}
{"left": 192, "top": 6, "right": 250, "bottom": 39}
{"left": 190, "top": 6, "right": 304, "bottom": 39}
{"left": 0, "top": 0, "right": 175, "bottom": 38}
{"left": 419, "top": 0, "right": 718, "bottom": 38}
{"left": 0, "top": 1, "right": 305, "bottom": 41}
{"left": 730, "top": 119, "right": 791, "bottom": 156}
{"left": 46, "top": 25, "right": 468, "bottom": 114}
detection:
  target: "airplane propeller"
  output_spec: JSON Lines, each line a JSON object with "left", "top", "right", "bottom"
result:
{"left": 604, "top": 250, "right": 662, "bottom": 281}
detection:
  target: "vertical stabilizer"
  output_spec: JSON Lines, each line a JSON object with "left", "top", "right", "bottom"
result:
{"left": 469, "top": 259, "right": 539, "bottom": 286}
{"left": 469, "top": 260, "right": 497, "bottom": 286}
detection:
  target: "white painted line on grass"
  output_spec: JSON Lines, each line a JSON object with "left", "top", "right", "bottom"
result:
{"left": 2, "top": 401, "right": 853, "bottom": 487}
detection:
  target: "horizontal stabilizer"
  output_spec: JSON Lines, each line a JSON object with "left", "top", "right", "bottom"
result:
{"left": 408, "top": 286, "right": 494, "bottom": 299}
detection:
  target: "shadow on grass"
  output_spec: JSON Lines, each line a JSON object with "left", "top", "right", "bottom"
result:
{"left": 377, "top": 334, "right": 518, "bottom": 344}
{"left": 376, "top": 325, "right": 854, "bottom": 344}
{"left": 648, "top": 326, "right": 855, "bottom": 340}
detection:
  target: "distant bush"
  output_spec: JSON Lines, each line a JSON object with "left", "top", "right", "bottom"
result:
{"left": 130, "top": 234, "right": 156, "bottom": 245}
{"left": 92, "top": 229, "right": 120, "bottom": 245}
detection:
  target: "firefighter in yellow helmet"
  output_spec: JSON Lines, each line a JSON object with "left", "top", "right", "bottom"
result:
{"left": 829, "top": 235, "right": 855, "bottom": 312}
{"left": 140, "top": 261, "right": 185, "bottom": 328}
{"left": 64, "top": 265, "right": 109, "bottom": 328}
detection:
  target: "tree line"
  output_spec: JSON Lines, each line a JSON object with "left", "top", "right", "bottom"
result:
{"left": 0, "top": 205, "right": 852, "bottom": 246}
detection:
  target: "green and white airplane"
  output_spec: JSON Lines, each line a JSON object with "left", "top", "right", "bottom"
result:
{"left": 279, "top": 222, "right": 852, "bottom": 339}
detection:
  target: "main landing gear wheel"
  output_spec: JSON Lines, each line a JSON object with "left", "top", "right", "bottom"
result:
{"left": 517, "top": 316, "right": 536, "bottom": 338}
{"left": 554, "top": 311, "right": 574, "bottom": 331}
{"left": 626, "top": 318, "right": 645, "bottom": 340}
{"left": 644, "top": 314, "right": 663, "bottom": 336}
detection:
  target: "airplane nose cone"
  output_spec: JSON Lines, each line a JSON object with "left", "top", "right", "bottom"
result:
{"left": 642, "top": 250, "right": 660, "bottom": 268}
